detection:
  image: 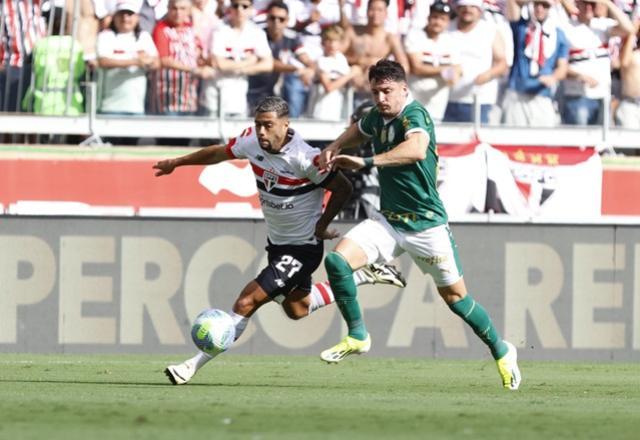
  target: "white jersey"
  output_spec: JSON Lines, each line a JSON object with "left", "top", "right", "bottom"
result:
{"left": 225, "top": 127, "right": 331, "bottom": 245}
{"left": 560, "top": 17, "right": 616, "bottom": 99}
{"left": 309, "top": 52, "right": 351, "bottom": 121}
{"left": 448, "top": 19, "right": 499, "bottom": 105}
{"left": 404, "top": 29, "right": 460, "bottom": 120}
{"left": 96, "top": 30, "right": 158, "bottom": 114}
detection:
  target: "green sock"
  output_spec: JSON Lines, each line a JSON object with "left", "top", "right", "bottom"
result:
{"left": 324, "top": 252, "right": 368, "bottom": 340}
{"left": 449, "top": 295, "right": 508, "bottom": 360}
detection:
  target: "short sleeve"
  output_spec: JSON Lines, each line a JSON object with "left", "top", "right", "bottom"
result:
{"left": 556, "top": 28, "right": 569, "bottom": 60}
{"left": 357, "top": 109, "right": 375, "bottom": 137}
{"left": 211, "top": 27, "right": 227, "bottom": 57}
{"left": 403, "top": 29, "right": 422, "bottom": 54}
{"left": 254, "top": 29, "right": 272, "bottom": 59}
{"left": 316, "top": 55, "right": 332, "bottom": 74}
{"left": 402, "top": 105, "right": 432, "bottom": 139}
{"left": 138, "top": 32, "right": 159, "bottom": 57}
{"left": 96, "top": 30, "right": 115, "bottom": 58}
{"left": 292, "top": 36, "right": 307, "bottom": 57}
{"left": 298, "top": 147, "right": 331, "bottom": 186}
{"left": 152, "top": 22, "right": 170, "bottom": 58}
{"left": 225, "top": 126, "right": 254, "bottom": 159}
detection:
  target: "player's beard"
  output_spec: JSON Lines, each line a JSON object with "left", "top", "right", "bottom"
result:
{"left": 378, "top": 105, "right": 395, "bottom": 118}
{"left": 259, "top": 139, "right": 276, "bottom": 153}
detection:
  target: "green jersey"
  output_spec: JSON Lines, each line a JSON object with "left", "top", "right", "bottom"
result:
{"left": 358, "top": 98, "right": 448, "bottom": 232}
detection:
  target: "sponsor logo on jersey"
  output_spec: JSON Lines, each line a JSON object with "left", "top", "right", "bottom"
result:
{"left": 381, "top": 209, "right": 417, "bottom": 224}
{"left": 263, "top": 170, "right": 278, "bottom": 192}
{"left": 259, "top": 195, "right": 295, "bottom": 210}
{"left": 415, "top": 255, "right": 449, "bottom": 266}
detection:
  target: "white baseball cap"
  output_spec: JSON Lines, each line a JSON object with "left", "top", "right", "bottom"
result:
{"left": 115, "top": 0, "right": 142, "bottom": 13}
{"left": 455, "top": 0, "right": 484, "bottom": 8}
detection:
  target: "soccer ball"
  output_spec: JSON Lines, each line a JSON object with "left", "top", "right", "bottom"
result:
{"left": 191, "top": 309, "right": 236, "bottom": 355}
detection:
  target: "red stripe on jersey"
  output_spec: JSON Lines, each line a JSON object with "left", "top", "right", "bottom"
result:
{"left": 7, "top": 0, "right": 22, "bottom": 66}
{"left": 225, "top": 137, "right": 238, "bottom": 158}
{"left": 250, "top": 163, "right": 311, "bottom": 186}
{"left": 316, "top": 282, "right": 332, "bottom": 305}
{"left": 569, "top": 44, "right": 608, "bottom": 56}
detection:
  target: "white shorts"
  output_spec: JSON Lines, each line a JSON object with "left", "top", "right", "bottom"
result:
{"left": 345, "top": 211, "right": 464, "bottom": 287}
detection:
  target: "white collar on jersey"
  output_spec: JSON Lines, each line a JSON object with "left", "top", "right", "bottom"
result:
{"left": 381, "top": 92, "right": 415, "bottom": 125}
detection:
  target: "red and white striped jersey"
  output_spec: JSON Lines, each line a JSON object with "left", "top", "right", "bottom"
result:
{"left": 152, "top": 19, "right": 200, "bottom": 113}
{"left": 0, "top": 0, "right": 47, "bottom": 67}
{"left": 225, "top": 127, "right": 331, "bottom": 245}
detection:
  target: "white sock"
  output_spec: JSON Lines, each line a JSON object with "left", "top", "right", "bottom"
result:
{"left": 308, "top": 281, "right": 335, "bottom": 314}
{"left": 229, "top": 310, "right": 249, "bottom": 341}
{"left": 352, "top": 269, "right": 368, "bottom": 286}
{"left": 185, "top": 351, "right": 213, "bottom": 372}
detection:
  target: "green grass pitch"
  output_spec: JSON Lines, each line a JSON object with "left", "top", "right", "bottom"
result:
{"left": 1, "top": 354, "right": 638, "bottom": 440}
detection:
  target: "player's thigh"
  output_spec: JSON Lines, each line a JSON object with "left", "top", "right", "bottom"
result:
{"left": 255, "top": 241, "right": 323, "bottom": 303}
{"left": 343, "top": 214, "right": 403, "bottom": 268}
{"left": 403, "top": 224, "right": 464, "bottom": 288}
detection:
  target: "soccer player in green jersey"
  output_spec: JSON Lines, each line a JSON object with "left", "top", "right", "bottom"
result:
{"left": 318, "top": 59, "right": 521, "bottom": 390}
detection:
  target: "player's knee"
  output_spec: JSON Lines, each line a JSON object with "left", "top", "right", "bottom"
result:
{"left": 282, "top": 302, "right": 309, "bottom": 321}
{"left": 282, "top": 305, "right": 306, "bottom": 320}
{"left": 324, "top": 251, "right": 353, "bottom": 278}
{"left": 234, "top": 295, "right": 258, "bottom": 315}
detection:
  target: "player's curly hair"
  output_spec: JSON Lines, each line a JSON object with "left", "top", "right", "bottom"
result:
{"left": 368, "top": 59, "right": 407, "bottom": 84}
{"left": 255, "top": 96, "right": 290, "bottom": 118}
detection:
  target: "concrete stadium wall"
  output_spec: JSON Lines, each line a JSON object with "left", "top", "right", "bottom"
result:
{"left": 1, "top": 216, "right": 639, "bottom": 361}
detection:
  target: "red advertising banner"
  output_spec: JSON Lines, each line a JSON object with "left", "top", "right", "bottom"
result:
{"left": 0, "top": 145, "right": 637, "bottom": 217}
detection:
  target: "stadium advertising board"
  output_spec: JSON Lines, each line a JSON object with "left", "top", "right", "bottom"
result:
{"left": 1, "top": 217, "right": 639, "bottom": 361}
{"left": 0, "top": 144, "right": 638, "bottom": 217}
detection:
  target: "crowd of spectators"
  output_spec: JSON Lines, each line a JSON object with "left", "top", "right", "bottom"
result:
{"left": 1, "top": 0, "right": 639, "bottom": 128}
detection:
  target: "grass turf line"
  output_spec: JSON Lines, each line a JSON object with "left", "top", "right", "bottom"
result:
{"left": 0, "top": 354, "right": 638, "bottom": 440}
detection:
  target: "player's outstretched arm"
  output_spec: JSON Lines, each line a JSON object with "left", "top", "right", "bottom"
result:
{"left": 314, "top": 172, "right": 353, "bottom": 240}
{"left": 320, "top": 123, "right": 368, "bottom": 171}
{"left": 367, "top": 131, "right": 428, "bottom": 167}
{"left": 331, "top": 132, "right": 429, "bottom": 171}
{"left": 153, "top": 144, "right": 228, "bottom": 176}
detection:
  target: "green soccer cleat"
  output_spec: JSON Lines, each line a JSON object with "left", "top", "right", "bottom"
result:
{"left": 496, "top": 341, "right": 521, "bottom": 390}
{"left": 320, "top": 334, "right": 371, "bottom": 363}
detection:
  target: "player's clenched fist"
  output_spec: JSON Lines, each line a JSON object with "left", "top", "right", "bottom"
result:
{"left": 153, "top": 159, "right": 178, "bottom": 176}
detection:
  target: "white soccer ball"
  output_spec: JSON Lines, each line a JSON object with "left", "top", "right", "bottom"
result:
{"left": 191, "top": 309, "right": 236, "bottom": 355}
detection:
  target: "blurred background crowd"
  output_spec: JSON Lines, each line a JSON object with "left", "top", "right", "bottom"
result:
{"left": 1, "top": 0, "right": 639, "bottom": 128}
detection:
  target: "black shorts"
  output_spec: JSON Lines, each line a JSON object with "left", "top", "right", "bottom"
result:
{"left": 255, "top": 241, "right": 324, "bottom": 302}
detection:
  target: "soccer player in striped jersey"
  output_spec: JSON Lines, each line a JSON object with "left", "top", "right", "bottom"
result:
{"left": 153, "top": 96, "right": 406, "bottom": 385}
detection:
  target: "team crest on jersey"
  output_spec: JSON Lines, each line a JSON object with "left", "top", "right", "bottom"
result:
{"left": 263, "top": 170, "right": 278, "bottom": 192}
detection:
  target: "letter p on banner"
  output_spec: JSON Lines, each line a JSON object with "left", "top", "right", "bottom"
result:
{"left": 0, "top": 236, "right": 55, "bottom": 343}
